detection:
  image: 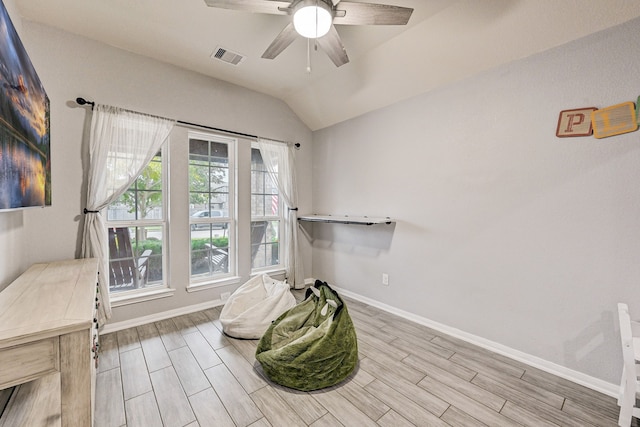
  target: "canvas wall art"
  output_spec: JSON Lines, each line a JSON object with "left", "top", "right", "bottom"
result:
{"left": 0, "top": 0, "right": 50, "bottom": 210}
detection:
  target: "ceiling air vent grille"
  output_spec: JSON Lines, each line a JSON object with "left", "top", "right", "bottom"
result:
{"left": 211, "top": 47, "right": 245, "bottom": 66}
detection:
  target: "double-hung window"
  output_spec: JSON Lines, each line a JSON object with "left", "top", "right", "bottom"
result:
{"left": 250, "top": 146, "right": 283, "bottom": 272}
{"left": 106, "top": 150, "right": 166, "bottom": 294}
{"left": 189, "top": 133, "right": 236, "bottom": 283}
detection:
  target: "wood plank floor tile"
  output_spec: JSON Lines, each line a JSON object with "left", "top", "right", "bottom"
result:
{"left": 119, "top": 348, "right": 152, "bottom": 400}
{"left": 250, "top": 386, "right": 306, "bottom": 427}
{"left": 204, "top": 364, "right": 263, "bottom": 427}
{"left": 364, "top": 379, "right": 449, "bottom": 426}
{"left": 188, "top": 311, "right": 230, "bottom": 350}
{"left": 334, "top": 378, "right": 390, "bottom": 421}
{"left": 227, "top": 335, "right": 259, "bottom": 362}
{"left": 499, "top": 401, "right": 560, "bottom": 427}
{"left": 136, "top": 323, "right": 172, "bottom": 373}
{"left": 350, "top": 365, "right": 375, "bottom": 388}
{"left": 416, "top": 359, "right": 505, "bottom": 412}
{"left": 271, "top": 384, "right": 328, "bottom": 424}
{"left": 433, "top": 336, "right": 525, "bottom": 378}
{"left": 309, "top": 412, "right": 345, "bottom": 427}
{"left": 95, "top": 368, "right": 126, "bottom": 427}
{"left": 471, "top": 373, "right": 595, "bottom": 427}
{"left": 360, "top": 357, "right": 448, "bottom": 416}
{"left": 357, "top": 342, "right": 425, "bottom": 383}
{"left": 124, "top": 391, "right": 163, "bottom": 427}
{"left": 471, "top": 371, "right": 564, "bottom": 409}
{"left": 418, "top": 376, "right": 520, "bottom": 427}
{"left": 561, "top": 398, "right": 618, "bottom": 427}
{"left": 189, "top": 387, "right": 235, "bottom": 427}
{"left": 97, "top": 333, "right": 119, "bottom": 373}
{"left": 349, "top": 317, "right": 395, "bottom": 342}
{"left": 183, "top": 331, "right": 223, "bottom": 369}
{"left": 168, "top": 346, "right": 211, "bottom": 396}
{"left": 116, "top": 328, "right": 140, "bottom": 353}
{"left": 149, "top": 367, "right": 196, "bottom": 427}
{"left": 248, "top": 418, "right": 272, "bottom": 427}
{"left": 172, "top": 314, "right": 199, "bottom": 335}
{"left": 522, "top": 366, "right": 620, "bottom": 418}
{"left": 155, "top": 319, "right": 187, "bottom": 351}
{"left": 389, "top": 333, "right": 455, "bottom": 359}
{"left": 383, "top": 317, "right": 439, "bottom": 341}
{"left": 402, "top": 350, "right": 477, "bottom": 382}
{"left": 310, "top": 388, "right": 378, "bottom": 427}
{"left": 356, "top": 330, "right": 409, "bottom": 360}
{"left": 216, "top": 345, "right": 267, "bottom": 393}
{"left": 450, "top": 352, "right": 524, "bottom": 381}
{"left": 376, "top": 409, "right": 415, "bottom": 427}
{"left": 440, "top": 405, "right": 489, "bottom": 427}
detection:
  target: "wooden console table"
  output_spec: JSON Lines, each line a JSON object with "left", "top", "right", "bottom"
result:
{"left": 0, "top": 258, "right": 99, "bottom": 426}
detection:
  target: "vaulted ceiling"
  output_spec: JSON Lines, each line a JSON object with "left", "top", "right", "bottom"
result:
{"left": 15, "top": 0, "right": 640, "bottom": 130}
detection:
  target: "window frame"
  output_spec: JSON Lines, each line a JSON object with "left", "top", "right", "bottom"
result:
{"left": 104, "top": 146, "right": 169, "bottom": 301}
{"left": 250, "top": 143, "right": 284, "bottom": 274}
{"left": 187, "top": 131, "right": 238, "bottom": 288}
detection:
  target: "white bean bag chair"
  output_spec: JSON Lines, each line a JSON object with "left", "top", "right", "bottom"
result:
{"left": 220, "top": 274, "right": 296, "bottom": 339}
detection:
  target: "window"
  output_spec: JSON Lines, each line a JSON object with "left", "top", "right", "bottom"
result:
{"left": 106, "top": 151, "right": 166, "bottom": 294}
{"left": 251, "top": 146, "right": 282, "bottom": 272}
{"left": 189, "top": 133, "right": 236, "bottom": 283}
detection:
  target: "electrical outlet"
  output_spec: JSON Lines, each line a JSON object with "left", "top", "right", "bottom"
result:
{"left": 221, "top": 291, "right": 231, "bottom": 301}
{"left": 382, "top": 273, "right": 389, "bottom": 286}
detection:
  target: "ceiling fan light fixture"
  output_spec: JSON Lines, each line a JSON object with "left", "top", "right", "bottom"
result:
{"left": 293, "top": 1, "right": 332, "bottom": 39}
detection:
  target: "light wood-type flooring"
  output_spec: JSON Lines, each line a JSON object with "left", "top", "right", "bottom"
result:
{"left": 94, "top": 289, "right": 624, "bottom": 427}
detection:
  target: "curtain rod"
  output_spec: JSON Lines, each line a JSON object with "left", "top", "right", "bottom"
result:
{"left": 75, "top": 97, "right": 300, "bottom": 149}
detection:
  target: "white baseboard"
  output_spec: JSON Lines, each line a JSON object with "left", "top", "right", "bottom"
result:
{"left": 101, "top": 298, "right": 226, "bottom": 334}
{"left": 331, "top": 285, "right": 620, "bottom": 398}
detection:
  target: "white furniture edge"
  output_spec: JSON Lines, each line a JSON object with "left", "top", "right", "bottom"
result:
{"left": 328, "top": 283, "right": 619, "bottom": 398}
{"left": 298, "top": 214, "right": 394, "bottom": 225}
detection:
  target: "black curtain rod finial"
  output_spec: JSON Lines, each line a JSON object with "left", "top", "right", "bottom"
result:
{"left": 76, "top": 97, "right": 95, "bottom": 108}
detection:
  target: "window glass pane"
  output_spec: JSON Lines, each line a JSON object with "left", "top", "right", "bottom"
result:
{"left": 251, "top": 147, "right": 281, "bottom": 271}
{"left": 190, "top": 225, "right": 230, "bottom": 276}
{"left": 251, "top": 220, "right": 279, "bottom": 269}
{"left": 189, "top": 135, "right": 234, "bottom": 281}
{"left": 107, "top": 153, "right": 162, "bottom": 221}
{"left": 106, "top": 150, "right": 165, "bottom": 297}
{"left": 108, "top": 225, "right": 163, "bottom": 293}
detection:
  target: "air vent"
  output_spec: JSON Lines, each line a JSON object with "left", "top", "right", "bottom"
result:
{"left": 211, "top": 46, "right": 245, "bottom": 66}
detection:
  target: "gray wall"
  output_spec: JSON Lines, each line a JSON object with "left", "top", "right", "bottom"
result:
{"left": 0, "top": 18, "right": 313, "bottom": 322}
{"left": 311, "top": 17, "right": 640, "bottom": 386}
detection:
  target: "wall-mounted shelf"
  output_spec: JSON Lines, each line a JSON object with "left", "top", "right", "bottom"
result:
{"left": 298, "top": 214, "right": 394, "bottom": 225}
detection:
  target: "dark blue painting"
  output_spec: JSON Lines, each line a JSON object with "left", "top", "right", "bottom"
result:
{"left": 0, "top": 0, "right": 50, "bottom": 210}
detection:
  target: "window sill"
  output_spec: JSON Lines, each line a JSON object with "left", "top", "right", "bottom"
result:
{"left": 110, "top": 287, "right": 176, "bottom": 307}
{"left": 251, "top": 268, "right": 286, "bottom": 279}
{"left": 187, "top": 275, "right": 242, "bottom": 292}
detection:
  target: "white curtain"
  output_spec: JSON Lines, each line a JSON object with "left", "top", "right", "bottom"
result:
{"left": 258, "top": 138, "right": 304, "bottom": 288}
{"left": 81, "top": 105, "right": 175, "bottom": 323}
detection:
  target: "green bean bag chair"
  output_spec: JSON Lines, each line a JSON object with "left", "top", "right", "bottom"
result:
{"left": 255, "top": 280, "right": 358, "bottom": 391}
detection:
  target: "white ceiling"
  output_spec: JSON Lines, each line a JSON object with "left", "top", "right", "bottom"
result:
{"left": 15, "top": 0, "right": 640, "bottom": 130}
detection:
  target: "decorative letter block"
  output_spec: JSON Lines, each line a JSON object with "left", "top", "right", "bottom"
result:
{"left": 591, "top": 102, "right": 638, "bottom": 139}
{"left": 556, "top": 108, "right": 597, "bottom": 137}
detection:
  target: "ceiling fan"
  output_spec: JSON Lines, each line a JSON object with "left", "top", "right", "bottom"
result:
{"left": 203, "top": 0, "right": 414, "bottom": 67}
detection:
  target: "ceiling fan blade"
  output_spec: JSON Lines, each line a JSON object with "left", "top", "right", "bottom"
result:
{"left": 203, "top": 0, "right": 291, "bottom": 15}
{"left": 333, "top": 2, "right": 413, "bottom": 25}
{"left": 262, "top": 23, "right": 298, "bottom": 59}
{"left": 317, "top": 25, "right": 349, "bottom": 67}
